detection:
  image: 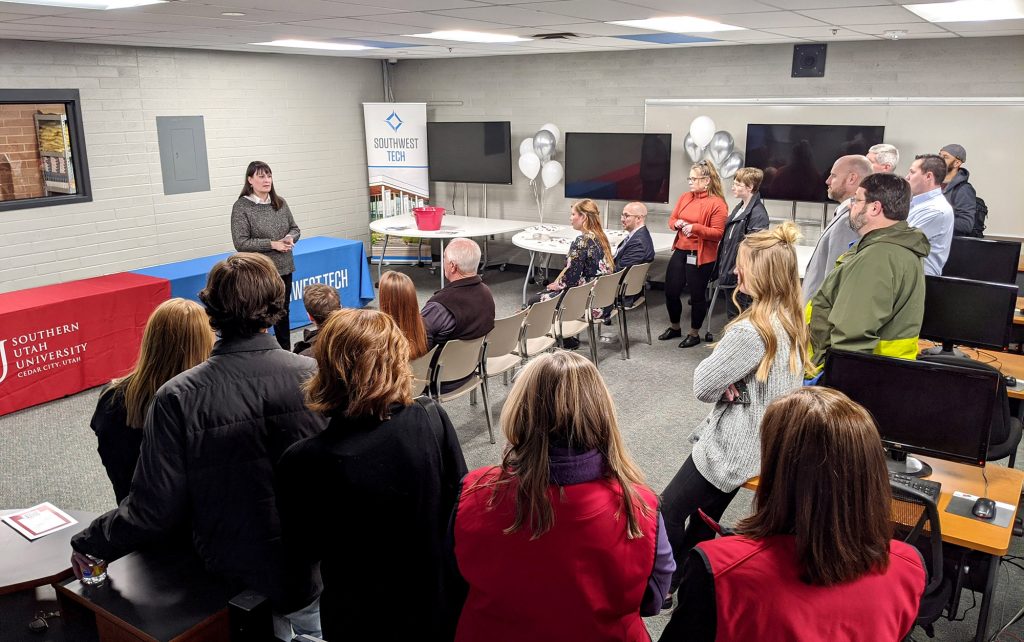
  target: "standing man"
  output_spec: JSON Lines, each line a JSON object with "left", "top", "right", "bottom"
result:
{"left": 939, "top": 144, "right": 980, "bottom": 237}
{"left": 807, "top": 174, "right": 930, "bottom": 373}
{"left": 867, "top": 143, "right": 900, "bottom": 174}
{"left": 801, "top": 155, "right": 874, "bottom": 303}
{"left": 421, "top": 237, "right": 495, "bottom": 349}
{"left": 906, "top": 154, "right": 955, "bottom": 276}
{"left": 71, "top": 253, "right": 327, "bottom": 640}
{"left": 614, "top": 202, "right": 655, "bottom": 270}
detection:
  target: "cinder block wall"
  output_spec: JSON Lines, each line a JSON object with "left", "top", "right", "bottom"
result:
{"left": 0, "top": 41, "right": 380, "bottom": 294}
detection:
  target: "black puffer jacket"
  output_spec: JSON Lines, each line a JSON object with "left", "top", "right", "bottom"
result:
{"left": 715, "top": 192, "right": 770, "bottom": 287}
{"left": 73, "top": 333, "right": 327, "bottom": 611}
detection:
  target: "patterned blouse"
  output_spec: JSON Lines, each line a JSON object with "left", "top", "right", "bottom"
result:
{"left": 543, "top": 233, "right": 612, "bottom": 301}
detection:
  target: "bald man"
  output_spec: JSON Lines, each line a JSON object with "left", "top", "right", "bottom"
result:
{"left": 614, "top": 202, "right": 656, "bottom": 270}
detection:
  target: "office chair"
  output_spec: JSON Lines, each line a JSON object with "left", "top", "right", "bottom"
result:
{"left": 918, "top": 353, "right": 1022, "bottom": 467}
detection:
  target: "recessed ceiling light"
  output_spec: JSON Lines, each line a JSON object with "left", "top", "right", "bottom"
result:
{"left": 905, "top": 0, "right": 1024, "bottom": 22}
{"left": 883, "top": 29, "right": 908, "bottom": 40}
{"left": 221, "top": 11, "right": 245, "bottom": 16}
{"left": 607, "top": 16, "right": 745, "bottom": 33}
{"left": 251, "top": 40, "right": 375, "bottom": 51}
{"left": 406, "top": 30, "right": 530, "bottom": 43}
{"left": 0, "top": 0, "right": 165, "bottom": 8}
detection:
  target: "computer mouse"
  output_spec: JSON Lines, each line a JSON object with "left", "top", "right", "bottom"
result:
{"left": 1005, "top": 375, "right": 1018, "bottom": 388}
{"left": 972, "top": 497, "right": 997, "bottom": 520}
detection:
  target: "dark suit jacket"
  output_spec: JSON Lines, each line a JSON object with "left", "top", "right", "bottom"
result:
{"left": 614, "top": 225, "right": 656, "bottom": 270}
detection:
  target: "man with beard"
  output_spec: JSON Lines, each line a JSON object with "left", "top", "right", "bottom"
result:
{"left": 939, "top": 144, "right": 980, "bottom": 237}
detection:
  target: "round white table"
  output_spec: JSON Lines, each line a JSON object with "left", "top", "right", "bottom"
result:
{"left": 370, "top": 214, "right": 536, "bottom": 287}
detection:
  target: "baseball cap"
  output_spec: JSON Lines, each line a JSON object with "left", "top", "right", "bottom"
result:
{"left": 940, "top": 144, "right": 966, "bottom": 163}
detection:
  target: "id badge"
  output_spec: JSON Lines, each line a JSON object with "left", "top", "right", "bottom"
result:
{"left": 686, "top": 253, "right": 697, "bottom": 265}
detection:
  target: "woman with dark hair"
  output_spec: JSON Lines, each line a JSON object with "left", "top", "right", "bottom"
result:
{"left": 378, "top": 270, "right": 428, "bottom": 359}
{"left": 716, "top": 167, "right": 770, "bottom": 318}
{"left": 90, "top": 298, "right": 214, "bottom": 504}
{"left": 277, "top": 308, "right": 467, "bottom": 641}
{"left": 661, "top": 160, "right": 728, "bottom": 348}
{"left": 231, "top": 160, "right": 301, "bottom": 350}
{"left": 659, "top": 387, "right": 925, "bottom": 642}
{"left": 452, "top": 351, "right": 674, "bottom": 641}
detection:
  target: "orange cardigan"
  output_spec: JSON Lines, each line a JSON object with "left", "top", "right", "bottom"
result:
{"left": 668, "top": 191, "right": 728, "bottom": 266}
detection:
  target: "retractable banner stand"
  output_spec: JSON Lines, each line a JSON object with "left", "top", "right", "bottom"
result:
{"left": 363, "top": 102, "right": 430, "bottom": 264}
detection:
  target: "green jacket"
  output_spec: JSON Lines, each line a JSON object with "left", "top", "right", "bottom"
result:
{"left": 808, "top": 220, "right": 930, "bottom": 369}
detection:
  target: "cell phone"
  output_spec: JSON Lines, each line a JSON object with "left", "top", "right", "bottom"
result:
{"left": 732, "top": 380, "right": 751, "bottom": 405}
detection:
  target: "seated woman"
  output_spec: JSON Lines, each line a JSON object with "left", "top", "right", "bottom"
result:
{"left": 452, "top": 351, "right": 674, "bottom": 641}
{"left": 276, "top": 308, "right": 467, "bottom": 642}
{"left": 90, "top": 298, "right": 214, "bottom": 504}
{"left": 378, "top": 270, "right": 428, "bottom": 360}
{"left": 659, "top": 387, "right": 925, "bottom": 642}
{"left": 530, "top": 198, "right": 613, "bottom": 302}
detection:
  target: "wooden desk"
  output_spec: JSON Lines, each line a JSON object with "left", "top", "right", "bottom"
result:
{"left": 743, "top": 459, "right": 1024, "bottom": 641}
{"left": 1015, "top": 296, "right": 1023, "bottom": 326}
{"left": 0, "top": 509, "right": 95, "bottom": 596}
{"left": 973, "top": 348, "right": 1024, "bottom": 400}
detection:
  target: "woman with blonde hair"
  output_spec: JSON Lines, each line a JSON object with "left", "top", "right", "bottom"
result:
{"left": 660, "top": 388, "right": 924, "bottom": 641}
{"left": 452, "top": 351, "right": 675, "bottom": 640}
{"left": 276, "top": 308, "right": 467, "bottom": 642}
{"left": 530, "top": 198, "right": 613, "bottom": 299}
{"left": 378, "top": 270, "right": 428, "bottom": 359}
{"left": 660, "top": 221, "right": 809, "bottom": 606}
{"left": 89, "top": 298, "right": 214, "bottom": 503}
{"left": 661, "top": 160, "right": 728, "bottom": 348}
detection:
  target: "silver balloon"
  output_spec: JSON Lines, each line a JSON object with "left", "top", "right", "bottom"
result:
{"left": 718, "top": 151, "right": 743, "bottom": 179}
{"left": 533, "top": 129, "right": 556, "bottom": 162}
{"left": 708, "top": 130, "right": 735, "bottom": 166}
{"left": 683, "top": 133, "right": 703, "bottom": 164}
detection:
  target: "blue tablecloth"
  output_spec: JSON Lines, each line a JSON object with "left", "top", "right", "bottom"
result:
{"left": 133, "top": 236, "right": 374, "bottom": 330}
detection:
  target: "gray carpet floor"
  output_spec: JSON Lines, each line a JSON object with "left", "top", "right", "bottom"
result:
{"left": 2, "top": 251, "right": 1023, "bottom": 641}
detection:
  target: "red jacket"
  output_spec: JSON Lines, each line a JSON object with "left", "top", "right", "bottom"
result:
{"left": 699, "top": 534, "right": 924, "bottom": 641}
{"left": 453, "top": 467, "right": 659, "bottom": 642}
{"left": 667, "top": 191, "right": 728, "bottom": 266}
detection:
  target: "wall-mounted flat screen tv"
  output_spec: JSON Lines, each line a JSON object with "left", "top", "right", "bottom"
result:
{"left": 564, "top": 132, "right": 672, "bottom": 203}
{"left": 744, "top": 124, "right": 885, "bottom": 203}
{"left": 427, "top": 121, "right": 512, "bottom": 184}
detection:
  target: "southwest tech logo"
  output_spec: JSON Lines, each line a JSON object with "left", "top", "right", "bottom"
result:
{"left": 0, "top": 324, "right": 88, "bottom": 384}
{"left": 385, "top": 111, "right": 404, "bottom": 132}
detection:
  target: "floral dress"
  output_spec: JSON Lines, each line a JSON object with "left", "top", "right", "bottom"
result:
{"left": 541, "top": 233, "right": 613, "bottom": 305}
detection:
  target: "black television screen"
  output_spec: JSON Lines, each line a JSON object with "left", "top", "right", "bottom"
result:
{"left": 427, "top": 121, "right": 512, "bottom": 184}
{"left": 564, "top": 132, "right": 672, "bottom": 203}
{"left": 744, "top": 124, "right": 885, "bottom": 203}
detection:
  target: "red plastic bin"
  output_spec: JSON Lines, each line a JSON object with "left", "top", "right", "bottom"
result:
{"left": 413, "top": 206, "right": 445, "bottom": 231}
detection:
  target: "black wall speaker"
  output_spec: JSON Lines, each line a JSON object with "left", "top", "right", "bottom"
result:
{"left": 792, "top": 44, "right": 827, "bottom": 78}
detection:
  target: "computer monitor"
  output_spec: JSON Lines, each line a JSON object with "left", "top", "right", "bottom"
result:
{"left": 942, "top": 237, "right": 1021, "bottom": 285}
{"left": 920, "top": 275, "right": 1017, "bottom": 354}
{"left": 822, "top": 350, "right": 995, "bottom": 475}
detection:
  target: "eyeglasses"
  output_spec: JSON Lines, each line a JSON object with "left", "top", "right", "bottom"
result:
{"left": 687, "top": 176, "right": 708, "bottom": 183}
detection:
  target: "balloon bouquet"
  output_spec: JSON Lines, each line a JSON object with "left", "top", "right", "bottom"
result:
{"left": 517, "top": 123, "right": 563, "bottom": 223}
{"left": 684, "top": 116, "right": 743, "bottom": 178}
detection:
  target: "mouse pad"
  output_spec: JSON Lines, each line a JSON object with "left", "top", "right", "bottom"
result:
{"left": 945, "top": 491, "right": 1015, "bottom": 527}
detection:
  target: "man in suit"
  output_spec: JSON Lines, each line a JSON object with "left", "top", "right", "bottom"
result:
{"left": 614, "top": 201, "right": 656, "bottom": 270}
{"left": 801, "top": 155, "right": 874, "bottom": 303}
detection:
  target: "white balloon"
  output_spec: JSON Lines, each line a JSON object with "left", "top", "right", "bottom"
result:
{"left": 540, "top": 122, "right": 560, "bottom": 142}
{"left": 541, "top": 160, "right": 563, "bottom": 189}
{"left": 518, "top": 153, "right": 541, "bottom": 180}
{"left": 689, "top": 116, "right": 716, "bottom": 149}
{"left": 519, "top": 138, "right": 534, "bottom": 157}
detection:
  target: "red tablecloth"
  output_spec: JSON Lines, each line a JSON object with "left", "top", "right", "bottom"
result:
{"left": 0, "top": 273, "right": 170, "bottom": 416}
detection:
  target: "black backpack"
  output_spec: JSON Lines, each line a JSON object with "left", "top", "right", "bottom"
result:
{"left": 971, "top": 196, "right": 988, "bottom": 238}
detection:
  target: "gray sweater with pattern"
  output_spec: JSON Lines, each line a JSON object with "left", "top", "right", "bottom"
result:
{"left": 689, "top": 317, "right": 803, "bottom": 492}
{"left": 230, "top": 197, "right": 301, "bottom": 275}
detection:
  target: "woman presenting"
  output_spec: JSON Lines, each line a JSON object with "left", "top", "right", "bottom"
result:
{"left": 660, "top": 161, "right": 728, "bottom": 348}
{"left": 231, "top": 160, "right": 301, "bottom": 350}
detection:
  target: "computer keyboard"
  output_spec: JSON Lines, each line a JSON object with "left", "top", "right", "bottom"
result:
{"left": 889, "top": 471, "right": 942, "bottom": 502}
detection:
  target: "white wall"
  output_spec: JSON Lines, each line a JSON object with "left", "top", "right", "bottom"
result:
{"left": 0, "top": 40, "right": 380, "bottom": 294}
{"left": 393, "top": 36, "right": 1024, "bottom": 237}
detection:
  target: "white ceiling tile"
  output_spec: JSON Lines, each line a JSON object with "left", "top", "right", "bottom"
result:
{"left": 703, "top": 11, "right": 827, "bottom": 28}
{"left": 346, "top": 0, "right": 483, "bottom": 9}
{"left": 797, "top": 5, "right": 922, "bottom": 25}
{"left": 284, "top": 16, "right": 398, "bottom": 34}
{"left": 207, "top": 0, "right": 397, "bottom": 17}
{"left": 509, "top": 21, "right": 657, "bottom": 35}
{"left": 706, "top": 28, "right": 802, "bottom": 41}
{"left": 939, "top": 18, "right": 1024, "bottom": 32}
{"left": 342, "top": 11, "right": 507, "bottom": 31}
{"left": 761, "top": 0, "right": 891, "bottom": 8}
{"left": 848, "top": 21, "right": 950, "bottom": 35}
{"left": 431, "top": 5, "right": 574, "bottom": 27}
{"left": 956, "top": 28, "right": 1024, "bottom": 36}
{"left": 622, "top": 0, "right": 779, "bottom": 14}
{"left": 520, "top": 0, "right": 656, "bottom": 22}
{"left": 762, "top": 25, "right": 882, "bottom": 38}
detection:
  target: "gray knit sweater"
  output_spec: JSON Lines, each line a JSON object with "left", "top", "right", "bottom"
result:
{"left": 688, "top": 317, "right": 803, "bottom": 493}
{"left": 230, "top": 197, "right": 301, "bottom": 275}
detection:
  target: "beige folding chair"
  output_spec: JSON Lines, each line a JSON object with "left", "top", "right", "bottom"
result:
{"left": 585, "top": 271, "right": 625, "bottom": 367}
{"left": 485, "top": 309, "right": 528, "bottom": 386}
{"left": 516, "top": 295, "right": 558, "bottom": 362}
{"left": 616, "top": 262, "right": 653, "bottom": 360}
{"left": 429, "top": 336, "right": 494, "bottom": 443}
{"left": 554, "top": 281, "right": 593, "bottom": 355}
{"left": 409, "top": 345, "right": 438, "bottom": 396}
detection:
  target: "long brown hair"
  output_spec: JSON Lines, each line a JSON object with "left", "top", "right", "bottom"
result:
{"left": 572, "top": 199, "right": 613, "bottom": 268}
{"left": 478, "top": 351, "right": 651, "bottom": 539}
{"left": 110, "top": 298, "right": 214, "bottom": 428}
{"left": 305, "top": 308, "right": 414, "bottom": 419}
{"left": 727, "top": 221, "right": 811, "bottom": 380}
{"left": 239, "top": 160, "right": 284, "bottom": 210}
{"left": 738, "top": 387, "right": 894, "bottom": 586}
{"left": 378, "top": 271, "right": 428, "bottom": 360}
{"left": 692, "top": 160, "right": 725, "bottom": 200}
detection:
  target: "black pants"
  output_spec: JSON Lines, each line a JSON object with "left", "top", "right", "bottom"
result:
{"left": 661, "top": 455, "right": 739, "bottom": 591}
{"left": 664, "top": 250, "right": 716, "bottom": 330}
{"left": 725, "top": 290, "right": 753, "bottom": 320}
{"left": 273, "top": 272, "right": 293, "bottom": 351}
